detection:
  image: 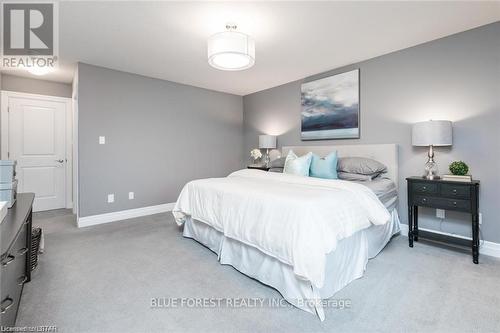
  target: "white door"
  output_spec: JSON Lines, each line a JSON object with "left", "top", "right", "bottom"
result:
{"left": 7, "top": 96, "right": 67, "bottom": 211}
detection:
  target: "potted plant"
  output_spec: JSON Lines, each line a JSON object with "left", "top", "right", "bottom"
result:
{"left": 442, "top": 161, "right": 471, "bottom": 182}
{"left": 449, "top": 161, "right": 469, "bottom": 176}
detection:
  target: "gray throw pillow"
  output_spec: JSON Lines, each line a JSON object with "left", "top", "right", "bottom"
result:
{"left": 338, "top": 172, "right": 381, "bottom": 181}
{"left": 269, "top": 167, "right": 284, "bottom": 173}
{"left": 270, "top": 156, "right": 286, "bottom": 169}
{"left": 337, "top": 157, "right": 387, "bottom": 175}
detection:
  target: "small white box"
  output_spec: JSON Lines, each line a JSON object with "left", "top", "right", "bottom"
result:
{"left": 0, "top": 160, "right": 16, "bottom": 183}
{"left": 0, "top": 180, "right": 17, "bottom": 208}
{"left": 0, "top": 201, "right": 7, "bottom": 224}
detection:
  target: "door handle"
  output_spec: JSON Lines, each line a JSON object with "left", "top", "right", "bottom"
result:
{"left": 55, "top": 159, "right": 64, "bottom": 163}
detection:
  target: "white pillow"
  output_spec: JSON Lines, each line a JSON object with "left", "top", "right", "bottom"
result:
{"left": 283, "top": 150, "right": 313, "bottom": 177}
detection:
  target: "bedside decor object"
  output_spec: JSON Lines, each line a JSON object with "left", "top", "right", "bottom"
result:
{"left": 442, "top": 174, "right": 472, "bottom": 182}
{"left": 406, "top": 177, "right": 480, "bottom": 263}
{"left": 301, "top": 69, "right": 359, "bottom": 140}
{"left": 250, "top": 148, "right": 263, "bottom": 163}
{"left": 259, "top": 135, "right": 276, "bottom": 167}
{"left": 412, "top": 120, "right": 452, "bottom": 180}
{"left": 449, "top": 161, "right": 469, "bottom": 175}
{"left": 443, "top": 161, "right": 472, "bottom": 182}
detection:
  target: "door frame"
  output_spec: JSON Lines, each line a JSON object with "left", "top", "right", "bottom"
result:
{"left": 0, "top": 90, "right": 73, "bottom": 210}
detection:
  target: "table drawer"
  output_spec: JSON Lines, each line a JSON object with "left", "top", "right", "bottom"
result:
{"left": 439, "top": 198, "right": 471, "bottom": 211}
{"left": 413, "top": 195, "right": 471, "bottom": 212}
{"left": 0, "top": 250, "right": 27, "bottom": 327}
{"left": 1, "top": 249, "right": 28, "bottom": 300}
{"left": 440, "top": 183, "right": 471, "bottom": 199}
{"left": 0, "top": 271, "right": 24, "bottom": 327}
{"left": 411, "top": 182, "right": 438, "bottom": 194}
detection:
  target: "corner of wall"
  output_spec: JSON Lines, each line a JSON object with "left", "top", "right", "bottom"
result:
{"left": 72, "top": 65, "right": 79, "bottom": 217}
{"left": 0, "top": 71, "right": 2, "bottom": 157}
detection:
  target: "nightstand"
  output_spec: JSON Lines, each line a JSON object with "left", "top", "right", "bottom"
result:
{"left": 406, "top": 177, "right": 480, "bottom": 263}
{"left": 247, "top": 165, "right": 270, "bottom": 171}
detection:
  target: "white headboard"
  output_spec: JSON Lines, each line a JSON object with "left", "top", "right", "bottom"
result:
{"left": 282, "top": 144, "right": 399, "bottom": 188}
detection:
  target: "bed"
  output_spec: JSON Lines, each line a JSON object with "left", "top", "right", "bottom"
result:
{"left": 173, "top": 144, "right": 400, "bottom": 321}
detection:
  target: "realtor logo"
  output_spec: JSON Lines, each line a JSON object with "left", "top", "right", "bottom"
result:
{"left": 1, "top": 2, "right": 58, "bottom": 70}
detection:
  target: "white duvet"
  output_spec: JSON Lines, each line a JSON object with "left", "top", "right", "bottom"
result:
{"left": 173, "top": 169, "right": 390, "bottom": 288}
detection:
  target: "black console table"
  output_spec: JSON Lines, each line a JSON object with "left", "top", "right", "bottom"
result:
{"left": 0, "top": 193, "right": 35, "bottom": 327}
{"left": 406, "top": 177, "right": 480, "bottom": 263}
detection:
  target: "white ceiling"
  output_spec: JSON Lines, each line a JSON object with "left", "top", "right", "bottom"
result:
{"left": 3, "top": 1, "right": 500, "bottom": 95}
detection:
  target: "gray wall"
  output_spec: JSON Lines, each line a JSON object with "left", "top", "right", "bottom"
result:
{"left": 77, "top": 63, "right": 243, "bottom": 217}
{"left": 243, "top": 22, "right": 500, "bottom": 243}
{"left": 1, "top": 74, "right": 72, "bottom": 98}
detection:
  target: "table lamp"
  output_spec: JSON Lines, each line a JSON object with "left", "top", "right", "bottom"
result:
{"left": 259, "top": 135, "right": 276, "bottom": 167}
{"left": 412, "top": 120, "right": 452, "bottom": 179}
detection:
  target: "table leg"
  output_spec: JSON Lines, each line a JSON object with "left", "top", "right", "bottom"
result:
{"left": 472, "top": 213, "right": 479, "bottom": 264}
{"left": 413, "top": 205, "right": 419, "bottom": 242}
{"left": 408, "top": 204, "right": 414, "bottom": 247}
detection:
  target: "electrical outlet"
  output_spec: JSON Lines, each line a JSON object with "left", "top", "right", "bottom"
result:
{"left": 99, "top": 136, "right": 106, "bottom": 144}
{"left": 128, "top": 192, "right": 134, "bottom": 200}
{"left": 479, "top": 213, "right": 483, "bottom": 225}
{"left": 436, "top": 209, "right": 445, "bottom": 219}
{"left": 107, "top": 194, "right": 114, "bottom": 203}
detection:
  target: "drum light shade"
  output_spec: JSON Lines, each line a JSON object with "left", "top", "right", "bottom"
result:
{"left": 208, "top": 31, "right": 255, "bottom": 71}
{"left": 259, "top": 135, "right": 276, "bottom": 149}
{"left": 412, "top": 120, "right": 452, "bottom": 146}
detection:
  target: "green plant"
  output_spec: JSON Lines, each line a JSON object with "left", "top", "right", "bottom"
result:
{"left": 449, "top": 161, "right": 469, "bottom": 176}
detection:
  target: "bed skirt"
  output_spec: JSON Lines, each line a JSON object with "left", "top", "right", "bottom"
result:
{"left": 182, "top": 209, "right": 401, "bottom": 321}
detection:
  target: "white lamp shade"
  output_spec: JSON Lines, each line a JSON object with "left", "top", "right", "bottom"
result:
{"left": 259, "top": 135, "right": 276, "bottom": 149}
{"left": 412, "top": 120, "right": 452, "bottom": 146}
{"left": 208, "top": 31, "right": 255, "bottom": 71}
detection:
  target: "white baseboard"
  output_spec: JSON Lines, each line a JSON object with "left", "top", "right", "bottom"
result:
{"left": 399, "top": 224, "right": 500, "bottom": 259}
{"left": 77, "top": 202, "right": 175, "bottom": 228}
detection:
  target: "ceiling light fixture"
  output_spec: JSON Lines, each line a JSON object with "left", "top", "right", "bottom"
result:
{"left": 207, "top": 23, "right": 255, "bottom": 71}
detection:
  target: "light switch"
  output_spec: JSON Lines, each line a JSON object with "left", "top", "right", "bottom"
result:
{"left": 107, "top": 194, "right": 114, "bottom": 203}
{"left": 99, "top": 136, "right": 106, "bottom": 144}
{"left": 128, "top": 192, "right": 134, "bottom": 200}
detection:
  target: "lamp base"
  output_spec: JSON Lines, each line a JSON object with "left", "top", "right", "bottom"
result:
{"left": 422, "top": 174, "right": 440, "bottom": 180}
{"left": 423, "top": 145, "right": 439, "bottom": 180}
{"left": 264, "top": 148, "right": 271, "bottom": 168}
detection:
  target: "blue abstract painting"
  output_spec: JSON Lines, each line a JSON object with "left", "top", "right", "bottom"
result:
{"left": 301, "top": 69, "right": 359, "bottom": 140}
